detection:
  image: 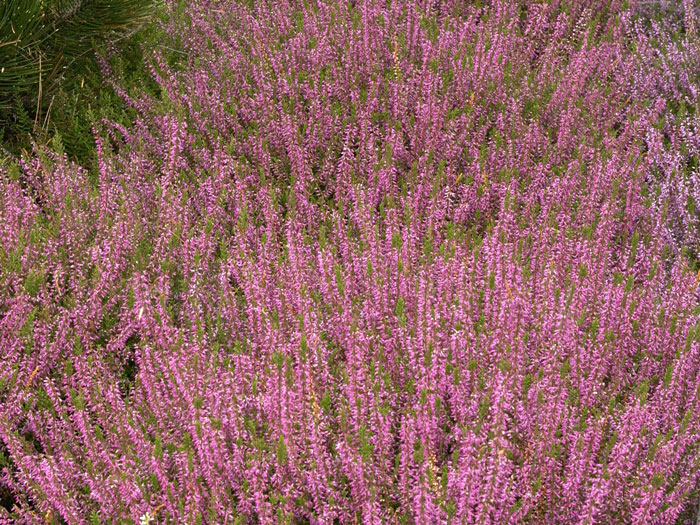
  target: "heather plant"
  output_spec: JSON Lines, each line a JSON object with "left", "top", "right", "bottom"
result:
{"left": 1, "top": 0, "right": 700, "bottom": 524}
{"left": 627, "top": 5, "right": 700, "bottom": 262}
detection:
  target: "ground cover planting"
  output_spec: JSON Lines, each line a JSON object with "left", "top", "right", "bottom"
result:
{"left": 1, "top": 0, "right": 700, "bottom": 523}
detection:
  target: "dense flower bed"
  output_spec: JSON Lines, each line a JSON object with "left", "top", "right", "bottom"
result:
{"left": 1, "top": 0, "right": 700, "bottom": 523}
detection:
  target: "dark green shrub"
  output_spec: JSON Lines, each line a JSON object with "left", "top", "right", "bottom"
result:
{"left": 0, "top": 0, "right": 156, "bottom": 151}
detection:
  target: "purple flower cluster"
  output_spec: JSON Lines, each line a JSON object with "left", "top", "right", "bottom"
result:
{"left": 2, "top": 0, "right": 700, "bottom": 523}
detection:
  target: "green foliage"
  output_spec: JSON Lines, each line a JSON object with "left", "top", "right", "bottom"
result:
{"left": 0, "top": 0, "right": 158, "bottom": 156}
{"left": 49, "top": 24, "right": 163, "bottom": 165}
